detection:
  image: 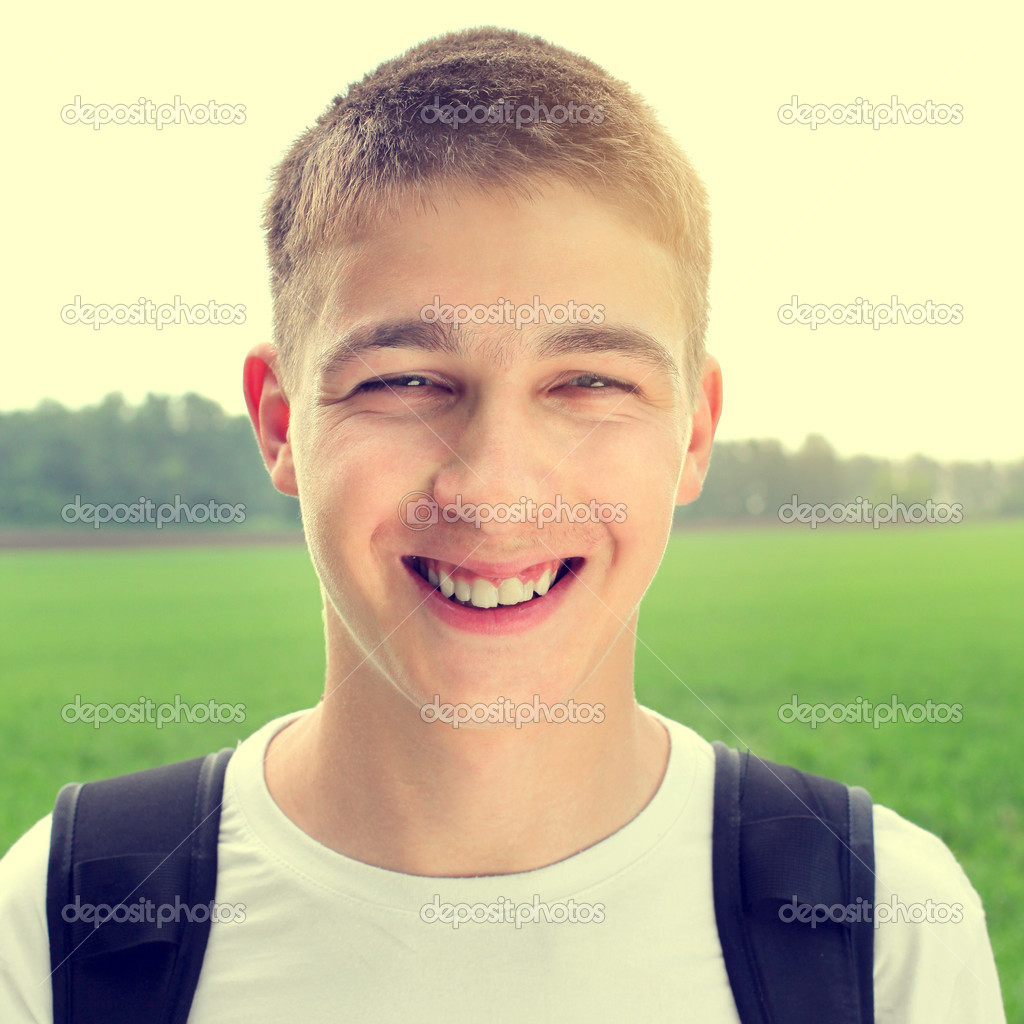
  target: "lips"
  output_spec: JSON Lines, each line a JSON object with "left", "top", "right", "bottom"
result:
{"left": 406, "top": 555, "right": 577, "bottom": 609}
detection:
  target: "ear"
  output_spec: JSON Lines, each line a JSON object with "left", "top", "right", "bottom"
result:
{"left": 243, "top": 344, "right": 297, "bottom": 496}
{"left": 675, "top": 354, "right": 723, "bottom": 506}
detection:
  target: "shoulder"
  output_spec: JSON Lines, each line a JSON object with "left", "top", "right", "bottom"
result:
{"left": 0, "top": 814, "right": 53, "bottom": 1023}
{"left": 870, "top": 803, "right": 1006, "bottom": 1022}
{"left": 872, "top": 802, "right": 977, "bottom": 905}
{"left": 0, "top": 812, "right": 52, "bottom": 919}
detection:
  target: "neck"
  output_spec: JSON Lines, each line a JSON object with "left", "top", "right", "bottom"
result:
{"left": 264, "top": 619, "right": 670, "bottom": 877}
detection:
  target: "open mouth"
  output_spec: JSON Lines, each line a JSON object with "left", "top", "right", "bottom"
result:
{"left": 404, "top": 555, "right": 581, "bottom": 610}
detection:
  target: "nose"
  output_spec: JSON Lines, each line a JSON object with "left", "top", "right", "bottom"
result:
{"left": 431, "top": 390, "right": 557, "bottom": 535}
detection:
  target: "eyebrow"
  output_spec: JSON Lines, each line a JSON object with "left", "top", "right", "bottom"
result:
{"left": 535, "top": 324, "right": 681, "bottom": 384}
{"left": 315, "top": 318, "right": 681, "bottom": 385}
{"left": 315, "top": 319, "right": 460, "bottom": 381}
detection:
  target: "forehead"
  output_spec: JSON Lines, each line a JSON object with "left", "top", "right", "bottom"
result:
{"left": 306, "top": 181, "right": 687, "bottom": 375}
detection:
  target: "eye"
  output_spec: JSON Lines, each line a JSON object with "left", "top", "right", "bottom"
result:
{"left": 561, "top": 373, "right": 637, "bottom": 393}
{"left": 355, "top": 374, "right": 439, "bottom": 392}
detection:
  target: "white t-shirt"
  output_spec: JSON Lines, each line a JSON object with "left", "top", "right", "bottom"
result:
{"left": 0, "top": 708, "right": 1006, "bottom": 1022}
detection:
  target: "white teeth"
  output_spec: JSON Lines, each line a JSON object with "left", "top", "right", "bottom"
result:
{"left": 534, "top": 569, "right": 552, "bottom": 596}
{"left": 416, "top": 558, "right": 568, "bottom": 607}
{"left": 470, "top": 579, "right": 499, "bottom": 609}
{"left": 497, "top": 578, "right": 526, "bottom": 605}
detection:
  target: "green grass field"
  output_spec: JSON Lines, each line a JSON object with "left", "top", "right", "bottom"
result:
{"left": 1, "top": 522, "right": 1020, "bottom": 1018}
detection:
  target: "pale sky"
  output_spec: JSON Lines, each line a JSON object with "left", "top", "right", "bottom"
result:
{"left": 7, "top": 0, "right": 1019, "bottom": 461}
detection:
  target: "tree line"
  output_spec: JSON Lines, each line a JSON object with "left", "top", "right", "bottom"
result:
{"left": 0, "top": 393, "right": 1020, "bottom": 531}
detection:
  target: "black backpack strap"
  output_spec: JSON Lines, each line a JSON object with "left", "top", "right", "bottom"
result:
{"left": 712, "top": 742, "right": 874, "bottom": 1024}
{"left": 46, "top": 746, "right": 234, "bottom": 1024}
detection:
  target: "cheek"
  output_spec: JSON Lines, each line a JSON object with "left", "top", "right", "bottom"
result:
{"left": 292, "top": 419, "right": 393, "bottom": 578}
{"left": 580, "top": 423, "right": 683, "bottom": 511}
{"left": 295, "top": 406, "right": 401, "bottom": 501}
{"left": 292, "top": 412, "right": 450, "bottom": 599}
{"left": 589, "top": 428, "right": 681, "bottom": 576}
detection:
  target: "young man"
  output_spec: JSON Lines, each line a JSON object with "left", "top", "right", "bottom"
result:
{"left": 0, "top": 26, "right": 1006, "bottom": 1022}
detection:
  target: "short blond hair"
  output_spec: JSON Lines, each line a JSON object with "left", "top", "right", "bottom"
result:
{"left": 263, "top": 26, "right": 711, "bottom": 401}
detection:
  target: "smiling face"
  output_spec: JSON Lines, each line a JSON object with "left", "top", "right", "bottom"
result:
{"left": 254, "top": 180, "right": 719, "bottom": 716}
